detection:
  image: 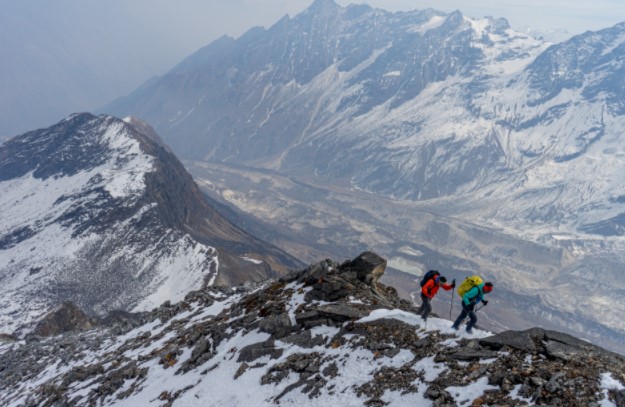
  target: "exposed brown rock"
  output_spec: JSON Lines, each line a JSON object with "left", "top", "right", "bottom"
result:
{"left": 32, "top": 301, "right": 98, "bottom": 337}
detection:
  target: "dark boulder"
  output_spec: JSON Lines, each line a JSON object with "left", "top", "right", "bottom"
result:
{"left": 32, "top": 301, "right": 98, "bottom": 337}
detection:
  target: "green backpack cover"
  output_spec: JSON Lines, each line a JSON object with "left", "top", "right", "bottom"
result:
{"left": 457, "top": 276, "right": 483, "bottom": 298}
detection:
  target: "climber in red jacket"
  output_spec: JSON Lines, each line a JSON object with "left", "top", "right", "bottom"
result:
{"left": 417, "top": 275, "right": 455, "bottom": 321}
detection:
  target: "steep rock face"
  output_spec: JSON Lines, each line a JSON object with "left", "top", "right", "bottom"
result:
{"left": 0, "top": 113, "right": 302, "bottom": 335}
{"left": 32, "top": 301, "right": 98, "bottom": 337}
{"left": 1, "top": 252, "right": 624, "bottom": 406}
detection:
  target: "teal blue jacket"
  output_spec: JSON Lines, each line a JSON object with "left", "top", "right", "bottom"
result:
{"left": 462, "top": 283, "right": 485, "bottom": 307}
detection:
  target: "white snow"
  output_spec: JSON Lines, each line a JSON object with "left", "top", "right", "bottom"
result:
{"left": 599, "top": 372, "right": 625, "bottom": 407}
{"left": 413, "top": 356, "right": 448, "bottom": 382}
{"left": 0, "top": 118, "right": 219, "bottom": 331}
{"left": 410, "top": 15, "right": 445, "bottom": 34}
{"left": 601, "top": 372, "right": 625, "bottom": 391}
{"left": 383, "top": 71, "right": 401, "bottom": 77}
{"left": 509, "top": 384, "right": 533, "bottom": 404}
{"left": 285, "top": 282, "right": 312, "bottom": 326}
{"left": 101, "top": 122, "right": 154, "bottom": 199}
{"left": 133, "top": 237, "right": 218, "bottom": 312}
{"left": 242, "top": 256, "right": 263, "bottom": 264}
{"left": 357, "top": 309, "right": 493, "bottom": 340}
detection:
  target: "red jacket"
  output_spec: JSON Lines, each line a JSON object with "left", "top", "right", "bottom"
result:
{"left": 421, "top": 278, "right": 453, "bottom": 299}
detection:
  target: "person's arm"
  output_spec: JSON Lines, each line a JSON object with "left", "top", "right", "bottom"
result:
{"left": 463, "top": 286, "right": 478, "bottom": 306}
{"left": 442, "top": 283, "right": 453, "bottom": 291}
{"left": 442, "top": 279, "right": 456, "bottom": 291}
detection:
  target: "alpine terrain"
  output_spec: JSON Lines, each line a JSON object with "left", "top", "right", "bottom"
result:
{"left": 0, "top": 113, "right": 302, "bottom": 337}
{"left": 103, "top": 0, "right": 625, "bottom": 352}
{"left": 1, "top": 252, "right": 625, "bottom": 406}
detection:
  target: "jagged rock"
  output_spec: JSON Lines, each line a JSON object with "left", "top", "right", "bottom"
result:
{"left": 32, "top": 301, "right": 98, "bottom": 337}
{"left": 258, "top": 313, "right": 292, "bottom": 338}
{"left": 479, "top": 327, "right": 542, "bottom": 352}
{"left": 280, "top": 330, "right": 326, "bottom": 348}
{"left": 545, "top": 371, "right": 566, "bottom": 393}
{"left": 237, "top": 340, "right": 283, "bottom": 363}
{"left": 62, "top": 364, "right": 105, "bottom": 386}
{"left": 481, "top": 328, "right": 625, "bottom": 368}
{"left": 101, "top": 310, "right": 145, "bottom": 335}
{"left": 446, "top": 347, "right": 499, "bottom": 361}
{"left": 0, "top": 333, "right": 18, "bottom": 343}
{"left": 295, "top": 304, "right": 369, "bottom": 328}
{"left": 340, "top": 251, "right": 387, "bottom": 285}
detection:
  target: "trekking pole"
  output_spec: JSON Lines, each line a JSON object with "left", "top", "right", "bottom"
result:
{"left": 449, "top": 291, "right": 453, "bottom": 320}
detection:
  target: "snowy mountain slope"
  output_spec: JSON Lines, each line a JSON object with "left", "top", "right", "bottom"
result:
{"left": 100, "top": 1, "right": 625, "bottom": 350}
{"left": 185, "top": 160, "right": 625, "bottom": 354}
{"left": 2, "top": 252, "right": 624, "bottom": 406}
{"left": 100, "top": 0, "right": 625, "bottom": 244}
{"left": 0, "top": 113, "right": 302, "bottom": 336}
{"left": 102, "top": 0, "right": 547, "bottom": 189}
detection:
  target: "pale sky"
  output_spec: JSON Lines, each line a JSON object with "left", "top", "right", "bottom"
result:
{"left": 165, "top": 0, "right": 625, "bottom": 47}
{"left": 114, "top": 0, "right": 625, "bottom": 60}
{"left": 2, "top": 0, "right": 624, "bottom": 136}
{"left": 338, "top": 1, "right": 625, "bottom": 34}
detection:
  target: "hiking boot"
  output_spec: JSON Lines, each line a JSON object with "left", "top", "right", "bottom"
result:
{"left": 451, "top": 325, "right": 458, "bottom": 331}
{"left": 466, "top": 328, "right": 473, "bottom": 334}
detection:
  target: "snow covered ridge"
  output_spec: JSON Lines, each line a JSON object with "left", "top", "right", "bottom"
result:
{"left": 0, "top": 113, "right": 219, "bottom": 333}
{"left": 0, "top": 113, "right": 300, "bottom": 337}
{"left": 2, "top": 252, "right": 624, "bottom": 406}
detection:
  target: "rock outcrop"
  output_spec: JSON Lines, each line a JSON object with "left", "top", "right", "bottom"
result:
{"left": 32, "top": 301, "right": 98, "bottom": 337}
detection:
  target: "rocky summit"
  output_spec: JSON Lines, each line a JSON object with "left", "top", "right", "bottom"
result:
{"left": 1, "top": 252, "right": 624, "bottom": 406}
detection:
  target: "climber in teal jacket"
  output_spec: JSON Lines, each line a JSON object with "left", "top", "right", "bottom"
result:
{"left": 451, "top": 282, "right": 493, "bottom": 334}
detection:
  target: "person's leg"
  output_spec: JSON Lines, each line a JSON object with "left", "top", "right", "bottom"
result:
{"left": 422, "top": 297, "right": 432, "bottom": 320}
{"left": 466, "top": 309, "right": 477, "bottom": 332}
{"left": 416, "top": 293, "right": 427, "bottom": 315}
{"left": 452, "top": 306, "right": 468, "bottom": 329}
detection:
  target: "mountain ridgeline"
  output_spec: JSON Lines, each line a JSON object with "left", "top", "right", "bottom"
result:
{"left": 0, "top": 113, "right": 302, "bottom": 336}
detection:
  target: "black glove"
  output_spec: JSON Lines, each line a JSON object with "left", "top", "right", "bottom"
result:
{"left": 451, "top": 279, "right": 456, "bottom": 288}
{"left": 482, "top": 300, "right": 489, "bottom": 306}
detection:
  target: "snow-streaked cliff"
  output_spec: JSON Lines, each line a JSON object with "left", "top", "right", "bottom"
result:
{"left": 0, "top": 113, "right": 301, "bottom": 335}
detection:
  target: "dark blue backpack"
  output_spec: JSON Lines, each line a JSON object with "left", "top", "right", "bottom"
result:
{"left": 419, "top": 270, "right": 440, "bottom": 287}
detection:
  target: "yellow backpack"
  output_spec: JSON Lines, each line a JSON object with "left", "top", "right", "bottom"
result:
{"left": 457, "top": 276, "right": 483, "bottom": 298}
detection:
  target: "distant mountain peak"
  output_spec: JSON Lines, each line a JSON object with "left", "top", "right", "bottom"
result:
{"left": 308, "top": 0, "right": 340, "bottom": 12}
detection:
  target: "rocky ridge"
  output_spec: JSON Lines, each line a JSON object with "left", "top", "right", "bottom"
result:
{"left": 1, "top": 252, "right": 624, "bottom": 406}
